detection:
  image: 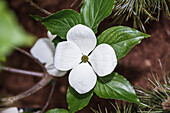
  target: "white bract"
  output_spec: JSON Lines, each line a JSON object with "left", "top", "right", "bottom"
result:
{"left": 0, "top": 107, "right": 18, "bottom": 113}
{"left": 54, "top": 24, "right": 117, "bottom": 94}
{"left": 30, "top": 31, "right": 66, "bottom": 77}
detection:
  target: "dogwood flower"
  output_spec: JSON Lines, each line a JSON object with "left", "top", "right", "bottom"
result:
{"left": 54, "top": 24, "right": 117, "bottom": 94}
{"left": 30, "top": 31, "right": 66, "bottom": 77}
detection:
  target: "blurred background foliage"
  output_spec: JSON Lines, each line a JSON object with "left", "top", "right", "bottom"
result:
{"left": 73, "top": 0, "right": 170, "bottom": 32}
{"left": 0, "top": 0, "right": 35, "bottom": 65}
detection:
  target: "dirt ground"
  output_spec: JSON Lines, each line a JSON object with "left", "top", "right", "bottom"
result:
{"left": 0, "top": 0, "right": 170, "bottom": 112}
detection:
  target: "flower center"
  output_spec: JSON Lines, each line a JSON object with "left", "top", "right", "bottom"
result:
{"left": 81, "top": 55, "right": 88, "bottom": 63}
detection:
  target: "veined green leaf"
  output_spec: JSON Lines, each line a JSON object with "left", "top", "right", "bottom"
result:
{"left": 67, "top": 86, "right": 93, "bottom": 113}
{"left": 38, "top": 9, "right": 81, "bottom": 39}
{"left": 52, "top": 36, "right": 64, "bottom": 47}
{"left": 46, "top": 108, "right": 68, "bottom": 113}
{"left": 30, "top": 15, "right": 42, "bottom": 21}
{"left": 94, "top": 73, "right": 141, "bottom": 104}
{"left": 80, "top": 0, "right": 115, "bottom": 33}
{"left": 97, "top": 26, "right": 150, "bottom": 59}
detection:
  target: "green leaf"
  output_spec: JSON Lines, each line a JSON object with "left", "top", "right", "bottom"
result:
{"left": 0, "top": 0, "right": 35, "bottom": 65}
{"left": 80, "top": 0, "right": 115, "bottom": 33}
{"left": 97, "top": 26, "right": 150, "bottom": 59}
{"left": 30, "top": 15, "right": 42, "bottom": 21}
{"left": 40, "top": 9, "right": 81, "bottom": 39}
{"left": 52, "top": 36, "right": 64, "bottom": 47}
{"left": 94, "top": 72, "right": 141, "bottom": 104}
{"left": 67, "top": 86, "right": 93, "bottom": 113}
{"left": 46, "top": 108, "right": 68, "bottom": 113}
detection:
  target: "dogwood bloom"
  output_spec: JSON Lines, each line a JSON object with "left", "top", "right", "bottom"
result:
{"left": 54, "top": 24, "right": 117, "bottom": 94}
{"left": 30, "top": 31, "right": 66, "bottom": 77}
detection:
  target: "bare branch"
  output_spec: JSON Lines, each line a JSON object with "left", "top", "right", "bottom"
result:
{"left": 14, "top": 47, "right": 47, "bottom": 73}
{"left": 0, "top": 75, "right": 53, "bottom": 106}
{"left": 1, "top": 66, "right": 43, "bottom": 77}
{"left": 41, "top": 81, "right": 56, "bottom": 113}
{"left": 0, "top": 47, "right": 54, "bottom": 106}
{"left": 25, "top": 0, "right": 52, "bottom": 16}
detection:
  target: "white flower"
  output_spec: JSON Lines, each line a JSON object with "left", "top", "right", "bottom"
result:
{"left": 47, "top": 31, "right": 56, "bottom": 41}
{"left": 30, "top": 31, "right": 66, "bottom": 77}
{"left": 54, "top": 24, "right": 117, "bottom": 94}
{"left": 0, "top": 107, "right": 18, "bottom": 113}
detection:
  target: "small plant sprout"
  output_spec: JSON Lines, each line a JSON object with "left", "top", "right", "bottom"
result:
{"left": 30, "top": 31, "right": 66, "bottom": 77}
{"left": 0, "top": 0, "right": 153, "bottom": 112}
{"left": 54, "top": 24, "right": 117, "bottom": 94}
{"left": 28, "top": 0, "right": 150, "bottom": 112}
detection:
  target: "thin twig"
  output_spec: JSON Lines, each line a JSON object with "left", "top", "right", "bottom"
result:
{"left": 1, "top": 66, "right": 43, "bottom": 77}
{"left": 0, "top": 47, "right": 53, "bottom": 106}
{"left": 41, "top": 81, "right": 56, "bottom": 113}
{"left": 25, "top": 0, "right": 52, "bottom": 16}
{"left": 71, "top": 0, "right": 79, "bottom": 8}
{"left": 0, "top": 75, "right": 53, "bottom": 106}
{"left": 71, "top": 0, "right": 84, "bottom": 9}
{"left": 14, "top": 47, "right": 47, "bottom": 74}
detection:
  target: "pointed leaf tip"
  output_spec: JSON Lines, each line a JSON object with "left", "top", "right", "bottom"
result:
{"left": 67, "top": 86, "right": 93, "bottom": 113}
{"left": 94, "top": 73, "right": 141, "bottom": 105}
{"left": 97, "top": 26, "right": 150, "bottom": 59}
{"left": 30, "top": 15, "right": 42, "bottom": 21}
